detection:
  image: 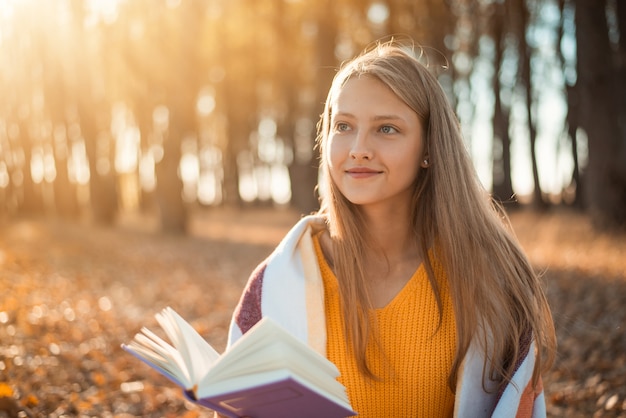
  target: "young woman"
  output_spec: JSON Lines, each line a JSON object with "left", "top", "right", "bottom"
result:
{"left": 226, "top": 41, "right": 556, "bottom": 417}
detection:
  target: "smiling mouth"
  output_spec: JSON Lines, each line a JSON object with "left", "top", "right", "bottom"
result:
{"left": 346, "top": 168, "right": 381, "bottom": 178}
{"left": 348, "top": 167, "right": 378, "bottom": 172}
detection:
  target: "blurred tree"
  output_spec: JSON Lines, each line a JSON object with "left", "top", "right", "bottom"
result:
{"left": 11, "top": 5, "right": 45, "bottom": 217}
{"left": 118, "top": 0, "right": 160, "bottom": 217}
{"left": 304, "top": 0, "right": 340, "bottom": 213}
{"left": 556, "top": 0, "right": 583, "bottom": 207}
{"left": 41, "top": 0, "right": 79, "bottom": 219}
{"left": 275, "top": 0, "right": 321, "bottom": 214}
{"left": 1, "top": 0, "right": 624, "bottom": 230}
{"left": 489, "top": 2, "right": 515, "bottom": 204}
{"left": 514, "top": 0, "right": 546, "bottom": 208}
{"left": 70, "top": 0, "right": 118, "bottom": 224}
{"left": 575, "top": 0, "right": 626, "bottom": 227}
{"left": 616, "top": 0, "right": 626, "bottom": 139}
{"left": 153, "top": 0, "right": 203, "bottom": 232}
{"left": 15, "top": 116, "right": 42, "bottom": 215}
{"left": 219, "top": 0, "right": 258, "bottom": 208}
{"left": 119, "top": 0, "right": 195, "bottom": 233}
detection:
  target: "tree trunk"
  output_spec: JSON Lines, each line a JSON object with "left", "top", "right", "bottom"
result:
{"left": 218, "top": 2, "right": 258, "bottom": 208}
{"left": 71, "top": 0, "right": 118, "bottom": 224}
{"left": 515, "top": 0, "right": 546, "bottom": 208}
{"left": 301, "top": 0, "right": 339, "bottom": 213}
{"left": 52, "top": 135, "right": 80, "bottom": 219}
{"left": 491, "top": 3, "right": 515, "bottom": 204}
{"left": 613, "top": 0, "right": 626, "bottom": 185}
{"left": 557, "top": 0, "right": 583, "bottom": 207}
{"left": 576, "top": 0, "right": 626, "bottom": 227}
{"left": 80, "top": 106, "right": 118, "bottom": 224}
{"left": 41, "top": 34, "right": 80, "bottom": 219}
{"left": 17, "top": 120, "right": 44, "bottom": 216}
{"left": 155, "top": 120, "right": 187, "bottom": 233}
{"left": 565, "top": 84, "right": 584, "bottom": 208}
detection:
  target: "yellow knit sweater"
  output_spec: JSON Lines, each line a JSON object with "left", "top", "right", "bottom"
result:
{"left": 313, "top": 234, "right": 457, "bottom": 417}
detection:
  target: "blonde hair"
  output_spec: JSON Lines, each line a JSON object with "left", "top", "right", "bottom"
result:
{"left": 316, "top": 41, "right": 556, "bottom": 391}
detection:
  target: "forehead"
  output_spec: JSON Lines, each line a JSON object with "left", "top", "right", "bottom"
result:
{"left": 330, "top": 75, "right": 415, "bottom": 118}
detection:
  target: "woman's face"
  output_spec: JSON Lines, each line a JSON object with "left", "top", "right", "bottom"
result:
{"left": 327, "top": 75, "right": 426, "bottom": 212}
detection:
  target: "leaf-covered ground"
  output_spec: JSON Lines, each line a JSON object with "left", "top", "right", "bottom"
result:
{"left": 0, "top": 207, "right": 624, "bottom": 417}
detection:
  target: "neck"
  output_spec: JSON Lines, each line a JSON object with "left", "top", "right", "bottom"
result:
{"left": 358, "top": 204, "right": 422, "bottom": 308}
{"left": 360, "top": 203, "right": 416, "bottom": 263}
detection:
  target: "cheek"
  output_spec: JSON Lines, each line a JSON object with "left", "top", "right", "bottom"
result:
{"left": 325, "top": 136, "right": 343, "bottom": 171}
{"left": 325, "top": 139, "right": 349, "bottom": 189}
{"left": 394, "top": 148, "right": 423, "bottom": 182}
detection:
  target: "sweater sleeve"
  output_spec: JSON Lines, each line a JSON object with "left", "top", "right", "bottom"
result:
{"left": 227, "top": 259, "right": 267, "bottom": 347}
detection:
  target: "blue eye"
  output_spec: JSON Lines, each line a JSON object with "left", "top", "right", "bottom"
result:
{"left": 380, "top": 125, "right": 398, "bottom": 134}
{"left": 335, "top": 122, "right": 350, "bottom": 132}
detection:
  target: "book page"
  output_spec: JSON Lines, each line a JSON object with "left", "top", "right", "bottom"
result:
{"left": 210, "top": 318, "right": 337, "bottom": 375}
{"left": 200, "top": 318, "right": 348, "bottom": 403}
{"left": 203, "top": 340, "right": 345, "bottom": 398}
{"left": 122, "top": 327, "right": 191, "bottom": 388}
{"left": 157, "top": 307, "right": 220, "bottom": 385}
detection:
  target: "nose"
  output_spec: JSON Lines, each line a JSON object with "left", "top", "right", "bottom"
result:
{"left": 349, "top": 131, "right": 373, "bottom": 160}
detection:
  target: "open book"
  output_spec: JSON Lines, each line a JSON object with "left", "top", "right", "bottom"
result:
{"left": 121, "top": 307, "right": 356, "bottom": 418}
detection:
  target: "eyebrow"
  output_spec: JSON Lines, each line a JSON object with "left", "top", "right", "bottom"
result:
{"left": 332, "top": 112, "right": 406, "bottom": 122}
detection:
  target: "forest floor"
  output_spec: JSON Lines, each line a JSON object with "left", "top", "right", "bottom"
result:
{"left": 0, "top": 206, "right": 625, "bottom": 417}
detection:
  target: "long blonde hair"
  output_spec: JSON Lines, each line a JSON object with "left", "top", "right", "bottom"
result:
{"left": 316, "top": 40, "right": 556, "bottom": 391}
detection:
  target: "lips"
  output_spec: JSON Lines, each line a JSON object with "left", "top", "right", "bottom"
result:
{"left": 345, "top": 167, "right": 381, "bottom": 179}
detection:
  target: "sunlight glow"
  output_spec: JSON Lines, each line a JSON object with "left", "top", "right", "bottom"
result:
{"left": 69, "top": 140, "right": 90, "bottom": 185}
{"left": 30, "top": 147, "right": 45, "bottom": 184}
{"left": 197, "top": 146, "right": 223, "bottom": 205}
{"left": 85, "top": 0, "right": 122, "bottom": 27}
{"left": 367, "top": 2, "right": 389, "bottom": 26}
{"left": 0, "top": 162, "right": 8, "bottom": 188}
{"left": 239, "top": 171, "right": 257, "bottom": 203}
{"left": 270, "top": 164, "right": 291, "bottom": 205}
{"left": 180, "top": 152, "right": 199, "bottom": 202}
{"left": 0, "top": 1, "right": 15, "bottom": 25}
{"left": 0, "top": 0, "right": 584, "bottom": 211}
{"left": 30, "top": 145, "right": 57, "bottom": 184}
{"left": 139, "top": 153, "right": 156, "bottom": 193}
{"left": 111, "top": 103, "right": 141, "bottom": 176}
{"left": 197, "top": 171, "right": 221, "bottom": 205}
{"left": 153, "top": 106, "right": 169, "bottom": 132}
{"left": 115, "top": 127, "right": 140, "bottom": 174}
{"left": 43, "top": 147, "right": 56, "bottom": 183}
{"left": 197, "top": 93, "right": 216, "bottom": 117}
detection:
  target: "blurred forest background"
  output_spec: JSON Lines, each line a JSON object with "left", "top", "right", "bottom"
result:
{"left": 1, "top": 0, "right": 626, "bottom": 417}
{"left": 0, "top": 0, "right": 625, "bottom": 231}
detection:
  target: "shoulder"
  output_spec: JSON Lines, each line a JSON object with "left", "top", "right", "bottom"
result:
{"left": 232, "top": 215, "right": 326, "bottom": 334}
{"left": 456, "top": 328, "right": 542, "bottom": 417}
